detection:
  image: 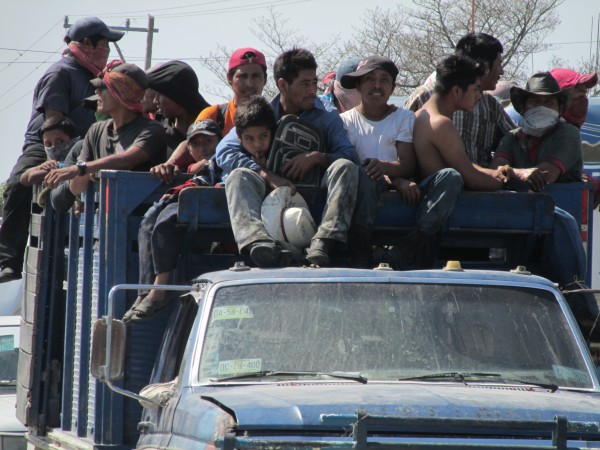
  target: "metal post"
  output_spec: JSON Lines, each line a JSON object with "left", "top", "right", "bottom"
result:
{"left": 145, "top": 16, "right": 155, "bottom": 70}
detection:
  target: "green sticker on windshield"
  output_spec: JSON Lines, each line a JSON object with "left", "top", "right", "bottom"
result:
{"left": 0, "top": 335, "right": 14, "bottom": 352}
{"left": 218, "top": 358, "right": 262, "bottom": 375}
{"left": 552, "top": 365, "right": 589, "bottom": 385}
{"left": 211, "top": 305, "right": 254, "bottom": 322}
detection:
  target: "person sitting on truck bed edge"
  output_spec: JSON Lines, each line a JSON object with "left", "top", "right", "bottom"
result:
{"left": 152, "top": 48, "right": 268, "bottom": 184}
{"left": 123, "top": 119, "right": 222, "bottom": 322}
{"left": 404, "top": 54, "right": 509, "bottom": 269}
{"left": 44, "top": 60, "right": 167, "bottom": 195}
{"left": 404, "top": 32, "right": 515, "bottom": 167}
{"left": 217, "top": 48, "right": 361, "bottom": 268}
{"left": 490, "top": 72, "right": 588, "bottom": 291}
{"left": 339, "top": 55, "right": 463, "bottom": 269}
{"left": 0, "top": 17, "right": 124, "bottom": 284}
{"left": 145, "top": 60, "right": 209, "bottom": 160}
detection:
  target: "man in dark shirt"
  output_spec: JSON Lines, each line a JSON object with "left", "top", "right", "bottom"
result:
{"left": 0, "top": 17, "right": 124, "bottom": 283}
{"left": 44, "top": 61, "right": 166, "bottom": 195}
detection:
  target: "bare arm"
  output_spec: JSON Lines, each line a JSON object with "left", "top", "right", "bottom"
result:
{"left": 432, "top": 118, "right": 504, "bottom": 191}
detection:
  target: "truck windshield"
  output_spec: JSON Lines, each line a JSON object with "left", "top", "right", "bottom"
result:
{"left": 199, "top": 282, "right": 592, "bottom": 389}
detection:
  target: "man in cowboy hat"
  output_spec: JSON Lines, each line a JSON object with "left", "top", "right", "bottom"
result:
{"left": 491, "top": 72, "right": 586, "bottom": 290}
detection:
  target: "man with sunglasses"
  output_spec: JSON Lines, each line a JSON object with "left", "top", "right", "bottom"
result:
{"left": 44, "top": 61, "right": 166, "bottom": 195}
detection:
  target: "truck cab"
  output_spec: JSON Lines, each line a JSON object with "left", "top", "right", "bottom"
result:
{"left": 93, "top": 264, "right": 600, "bottom": 449}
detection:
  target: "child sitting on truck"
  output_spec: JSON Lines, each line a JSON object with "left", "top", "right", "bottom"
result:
{"left": 123, "top": 119, "right": 222, "bottom": 322}
{"left": 222, "top": 95, "right": 298, "bottom": 268}
{"left": 20, "top": 116, "right": 80, "bottom": 186}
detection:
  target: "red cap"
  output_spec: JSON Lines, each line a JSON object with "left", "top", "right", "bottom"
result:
{"left": 550, "top": 68, "right": 598, "bottom": 90}
{"left": 228, "top": 48, "right": 267, "bottom": 72}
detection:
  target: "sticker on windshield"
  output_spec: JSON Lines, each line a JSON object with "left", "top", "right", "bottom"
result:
{"left": 0, "top": 335, "right": 14, "bottom": 352}
{"left": 218, "top": 358, "right": 262, "bottom": 375}
{"left": 211, "top": 305, "right": 254, "bottom": 322}
{"left": 552, "top": 365, "right": 589, "bottom": 385}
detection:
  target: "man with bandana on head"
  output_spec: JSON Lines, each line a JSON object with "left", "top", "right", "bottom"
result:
{"left": 44, "top": 60, "right": 166, "bottom": 195}
{"left": 0, "top": 17, "right": 124, "bottom": 283}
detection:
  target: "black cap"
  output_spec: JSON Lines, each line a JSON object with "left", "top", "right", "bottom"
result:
{"left": 146, "top": 60, "right": 210, "bottom": 114}
{"left": 91, "top": 61, "right": 148, "bottom": 90}
{"left": 66, "top": 17, "right": 124, "bottom": 42}
{"left": 187, "top": 120, "right": 222, "bottom": 140}
{"left": 340, "top": 56, "right": 399, "bottom": 89}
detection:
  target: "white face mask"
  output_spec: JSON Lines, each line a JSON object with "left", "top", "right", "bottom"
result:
{"left": 44, "top": 138, "right": 78, "bottom": 162}
{"left": 521, "top": 105, "right": 559, "bottom": 137}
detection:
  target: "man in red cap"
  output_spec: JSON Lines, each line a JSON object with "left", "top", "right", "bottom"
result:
{"left": 151, "top": 48, "right": 267, "bottom": 183}
{"left": 550, "top": 68, "right": 598, "bottom": 129}
{"left": 0, "top": 17, "right": 124, "bottom": 283}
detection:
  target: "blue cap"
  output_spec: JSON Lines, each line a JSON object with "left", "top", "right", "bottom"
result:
{"left": 66, "top": 17, "right": 124, "bottom": 42}
{"left": 336, "top": 57, "right": 363, "bottom": 81}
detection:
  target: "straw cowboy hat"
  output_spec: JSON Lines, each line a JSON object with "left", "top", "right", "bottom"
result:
{"left": 261, "top": 187, "right": 317, "bottom": 253}
{"left": 510, "top": 72, "right": 573, "bottom": 115}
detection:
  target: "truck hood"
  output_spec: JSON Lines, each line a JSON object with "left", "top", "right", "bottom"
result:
{"left": 0, "top": 392, "right": 26, "bottom": 433}
{"left": 197, "top": 382, "right": 600, "bottom": 430}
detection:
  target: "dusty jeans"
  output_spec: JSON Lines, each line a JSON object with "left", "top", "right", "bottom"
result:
{"left": 353, "top": 167, "right": 464, "bottom": 236}
{"left": 225, "top": 159, "right": 359, "bottom": 251}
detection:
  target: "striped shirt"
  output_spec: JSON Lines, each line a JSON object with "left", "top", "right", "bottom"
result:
{"left": 404, "top": 84, "right": 516, "bottom": 166}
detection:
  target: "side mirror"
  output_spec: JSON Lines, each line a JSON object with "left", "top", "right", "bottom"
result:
{"left": 90, "top": 317, "right": 127, "bottom": 381}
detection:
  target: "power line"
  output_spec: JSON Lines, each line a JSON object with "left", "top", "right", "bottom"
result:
{"left": 68, "top": 0, "right": 310, "bottom": 20}
{"left": 0, "top": 18, "right": 63, "bottom": 74}
{"left": 69, "top": 0, "right": 237, "bottom": 17}
{"left": 0, "top": 43, "right": 64, "bottom": 102}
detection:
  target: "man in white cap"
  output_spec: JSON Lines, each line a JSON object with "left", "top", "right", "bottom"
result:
{"left": 0, "top": 17, "right": 124, "bottom": 283}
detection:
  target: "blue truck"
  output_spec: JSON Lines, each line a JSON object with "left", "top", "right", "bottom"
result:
{"left": 15, "top": 170, "right": 600, "bottom": 449}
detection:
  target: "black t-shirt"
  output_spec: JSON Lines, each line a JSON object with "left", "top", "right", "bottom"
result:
{"left": 23, "top": 57, "right": 96, "bottom": 149}
{"left": 80, "top": 116, "right": 167, "bottom": 171}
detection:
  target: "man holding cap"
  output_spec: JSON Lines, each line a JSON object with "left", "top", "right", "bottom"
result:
{"left": 45, "top": 60, "right": 166, "bottom": 195}
{"left": 0, "top": 17, "right": 124, "bottom": 283}
{"left": 152, "top": 48, "right": 267, "bottom": 183}
{"left": 340, "top": 55, "right": 463, "bottom": 268}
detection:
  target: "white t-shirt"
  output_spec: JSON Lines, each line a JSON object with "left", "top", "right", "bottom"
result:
{"left": 340, "top": 107, "right": 415, "bottom": 163}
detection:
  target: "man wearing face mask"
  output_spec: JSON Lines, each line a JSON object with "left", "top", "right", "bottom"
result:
{"left": 491, "top": 72, "right": 587, "bottom": 290}
{"left": 0, "top": 17, "right": 124, "bottom": 283}
{"left": 550, "top": 68, "right": 598, "bottom": 129}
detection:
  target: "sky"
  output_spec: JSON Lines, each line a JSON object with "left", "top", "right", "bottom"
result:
{"left": 0, "top": 0, "right": 599, "bottom": 183}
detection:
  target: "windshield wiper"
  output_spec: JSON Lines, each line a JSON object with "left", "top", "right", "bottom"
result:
{"left": 500, "top": 379, "right": 559, "bottom": 392}
{"left": 211, "top": 370, "right": 367, "bottom": 383}
{"left": 399, "top": 372, "right": 501, "bottom": 382}
{"left": 398, "top": 372, "right": 559, "bottom": 392}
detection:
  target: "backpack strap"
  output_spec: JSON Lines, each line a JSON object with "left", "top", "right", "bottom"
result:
{"left": 216, "top": 103, "right": 229, "bottom": 132}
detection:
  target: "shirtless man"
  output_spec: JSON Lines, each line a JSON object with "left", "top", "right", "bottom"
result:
{"left": 414, "top": 54, "right": 507, "bottom": 191}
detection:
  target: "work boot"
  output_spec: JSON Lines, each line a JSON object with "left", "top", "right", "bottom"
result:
{"left": 248, "top": 241, "right": 282, "bottom": 268}
{"left": 306, "top": 238, "right": 332, "bottom": 267}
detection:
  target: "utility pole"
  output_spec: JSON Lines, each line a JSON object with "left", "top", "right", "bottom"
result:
{"left": 63, "top": 15, "right": 159, "bottom": 69}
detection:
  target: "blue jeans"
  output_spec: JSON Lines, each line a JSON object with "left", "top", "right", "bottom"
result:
{"left": 353, "top": 167, "right": 463, "bottom": 236}
{"left": 540, "top": 206, "right": 587, "bottom": 287}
